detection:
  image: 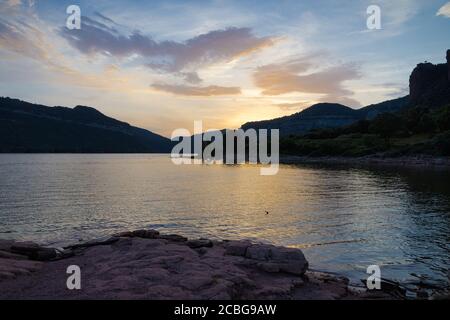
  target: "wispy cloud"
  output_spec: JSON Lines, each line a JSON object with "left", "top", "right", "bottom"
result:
{"left": 60, "top": 17, "right": 275, "bottom": 80}
{"left": 0, "top": 0, "right": 447, "bottom": 134}
{"left": 274, "top": 101, "right": 311, "bottom": 112}
{"left": 0, "top": 0, "right": 22, "bottom": 10}
{"left": 381, "top": 0, "right": 421, "bottom": 27}
{"left": 0, "top": 18, "right": 54, "bottom": 66}
{"left": 0, "top": 12, "right": 137, "bottom": 92}
{"left": 151, "top": 83, "right": 241, "bottom": 96}
{"left": 253, "top": 55, "right": 361, "bottom": 106}
{"left": 349, "top": 0, "right": 422, "bottom": 37}
{"left": 93, "top": 11, "right": 117, "bottom": 24}
{"left": 437, "top": 2, "right": 450, "bottom": 18}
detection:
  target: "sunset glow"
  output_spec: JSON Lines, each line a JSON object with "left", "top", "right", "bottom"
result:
{"left": 1, "top": 0, "right": 449, "bottom": 136}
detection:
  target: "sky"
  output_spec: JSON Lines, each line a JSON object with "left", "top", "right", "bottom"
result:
{"left": 0, "top": 0, "right": 449, "bottom": 137}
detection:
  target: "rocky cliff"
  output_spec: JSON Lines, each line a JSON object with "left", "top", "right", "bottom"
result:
{"left": 409, "top": 50, "right": 450, "bottom": 108}
{"left": 447, "top": 49, "right": 450, "bottom": 80}
{"left": 243, "top": 51, "right": 450, "bottom": 136}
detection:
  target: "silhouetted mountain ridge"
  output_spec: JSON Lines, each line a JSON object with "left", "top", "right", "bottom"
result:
{"left": 0, "top": 97, "right": 172, "bottom": 153}
{"left": 242, "top": 97, "right": 409, "bottom": 136}
{"left": 242, "top": 50, "right": 449, "bottom": 136}
{"left": 276, "top": 51, "right": 450, "bottom": 158}
{"left": 2, "top": 51, "right": 449, "bottom": 153}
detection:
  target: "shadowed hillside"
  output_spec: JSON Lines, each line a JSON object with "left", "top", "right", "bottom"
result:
{"left": 0, "top": 98, "right": 173, "bottom": 153}
{"left": 242, "top": 51, "right": 450, "bottom": 137}
{"left": 277, "top": 51, "right": 450, "bottom": 157}
{"left": 242, "top": 97, "right": 409, "bottom": 136}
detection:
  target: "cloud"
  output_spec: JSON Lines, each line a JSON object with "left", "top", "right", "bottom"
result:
{"left": 181, "top": 71, "right": 202, "bottom": 84}
{"left": 151, "top": 83, "right": 241, "bottom": 96}
{"left": 381, "top": 0, "right": 421, "bottom": 27}
{"left": 378, "top": 82, "right": 409, "bottom": 98}
{"left": 60, "top": 18, "right": 275, "bottom": 77}
{"left": 81, "top": 16, "right": 119, "bottom": 34}
{"left": 94, "top": 11, "right": 117, "bottom": 25}
{"left": 318, "top": 95, "right": 361, "bottom": 107}
{"left": 275, "top": 97, "right": 361, "bottom": 110}
{"left": 350, "top": 0, "right": 422, "bottom": 37}
{"left": 437, "top": 2, "right": 450, "bottom": 18}
{"left": 0, "top": 19, "right": 51, "bottom": 63}
{"left": 0, "top": 15, "right": 137, "bottom": 92}
{"left": 0, "top": 0, "right": 21, "bottom": 9}
{"left": 9, "top": 0, "right": 22, "bottom": 5}
{"left": 274, "top": 101, "right": 311, "bottom": 111}
{"left": 253, "top": 56, "right": 360, "bottom": 102}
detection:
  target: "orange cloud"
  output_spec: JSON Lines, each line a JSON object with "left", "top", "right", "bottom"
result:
{"left": 151, "top": 83, "right": 241, "bottom": 96}
{"left": 253, "top": 56, "right": 361, "bottom": 106}
{"left": 274, "top": 101, "right": 311, "bottom": 111}
{"left": 254, "top": 61, "right": 359, "bottom": 96}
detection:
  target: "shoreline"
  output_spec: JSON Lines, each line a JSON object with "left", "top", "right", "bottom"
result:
{"left": 280, "top": 155, "right": 450, "bottom": 168}
{"left": 2, "top": 153, "right": 449, "bottom": 169}
{"left": 0, "top": 229, "right": 415, "bottom": 300}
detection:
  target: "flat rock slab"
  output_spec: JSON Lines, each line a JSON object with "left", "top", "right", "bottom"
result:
{"left": 226, "top": 241, "right": 308, "bottom": 275}
{"left": 0, "top": 258, "right": 43, "bottom": 280}
{"left": 0, "top": 240, "right": 15, "bottom": 252}
{"left": 186, "top": 239, "right": 213, "bottom": 249}
{"left": 0, "top": 233, "right": 361, "bottom": 300}
{"left": 0, "top": 240, "right": 66, "bottom": 262}
{"left": 10, "top": 242, "right": 42, "bottom": 254}
{"left": 0, "top": 250, "right": 28, "bottom": 260}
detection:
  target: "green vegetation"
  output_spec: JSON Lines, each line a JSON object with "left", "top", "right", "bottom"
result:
{"left": 280, "top": 104, "right": 450, "bottom": 157}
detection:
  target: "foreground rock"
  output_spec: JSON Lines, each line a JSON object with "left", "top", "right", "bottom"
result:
{"left": 0, "top": 231, "right": 401, "bottom": 300}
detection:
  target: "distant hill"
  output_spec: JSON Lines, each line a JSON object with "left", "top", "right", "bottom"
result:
{"left": 242, "top": 97, "right": 409, "bottom": 136}
{"left": 360, "top": 96, "right": 411, "bottom": 120}
{"left": 277, "top": 50, "right": 450, "bottom": 158}
{"left": 2, "top": 51, "right": 448, "bottom": 154}
{"left": 0, "top": 97, "right": 173, "bottom": 153}
{"left": 242, "top": 50, "right": 450, "bottom": 137}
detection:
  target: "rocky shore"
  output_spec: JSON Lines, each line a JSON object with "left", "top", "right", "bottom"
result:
{"left": 0, "top": 230, "right": 413, "bottom": 300}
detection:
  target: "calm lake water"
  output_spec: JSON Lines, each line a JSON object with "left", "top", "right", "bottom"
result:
{"left": 0, "top": 154, "right": 449, "bottom": 290}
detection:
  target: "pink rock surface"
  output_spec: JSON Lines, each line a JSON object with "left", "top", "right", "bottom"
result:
{"left": 0, "top": 232, "right": 386, "bottom": 300}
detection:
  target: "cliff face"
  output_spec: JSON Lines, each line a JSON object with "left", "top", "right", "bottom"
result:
{"left": 409, "top": 51, "right": 450, "bottom": 108}
{"left": 447, "top": 49, "right": 450, "bottom": 80}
